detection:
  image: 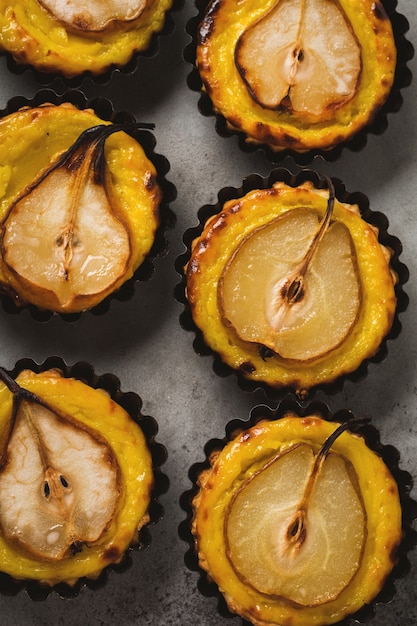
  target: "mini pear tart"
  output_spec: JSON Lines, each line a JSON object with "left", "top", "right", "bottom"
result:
{"left": 0, "top": 91, "right": 176, "bottom": 321}
{"left": 0, "top": 0, "right": 181, "bottom": 83}
{"left": 0, "top": 357, "right": 168, "bottom": 599}
{"left": 180, "top": 400, "right": 416, "bottom": 626}
{"left": 176, "top": 170, "right": 408, "bottom": 398}
{"left": 185, "top": 0, "right": 414, "bottom": 162}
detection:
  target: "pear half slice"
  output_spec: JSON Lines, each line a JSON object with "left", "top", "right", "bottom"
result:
{"left": 0, "top": 371, "right": 119, "bottom": 562}
{"left": 219, "top": 205, "right": 362, "bottom": 361}
{"left": 0, "top": 124, "right": 134, "bottom": 313}
{"left": 225, "top": 430, "right": 366, "bottom": 606}
{"left": 38, "top": 0, "right": 148, "bottom": 32}
{"left": 235, "top": 0, "right": 361, "bottom": 119}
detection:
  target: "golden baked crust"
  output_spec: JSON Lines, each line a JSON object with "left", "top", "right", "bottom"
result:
{"left": 185, "top": 180, "right": 397, "bottom": 395}
{"left": 196, "top": 0, "right": 397, "bottom": 152}
{"left": 0, "top": 0, "right": 174, "bottom": 77}
{"left": 191, "top": 414, "right": 402, "bottom": 625}
{"left": 0, "top": 103, "right": 162, "bottom": 314}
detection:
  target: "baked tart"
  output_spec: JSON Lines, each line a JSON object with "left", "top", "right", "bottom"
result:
{"left": 0, "top": 91, "right": 175, "bottom": 320}
{"left": 177, "top": 170, "right": 408, "bottom": 398}
{"left": 0, "top": 0, "right": 180, "bottom": 82}
{"left": 186, "top": 0, "right": 414, "bottom": 161}
{"left": 180, "top": 400, "right": 416, "bottom": 626}
{"left": 0, "top": 357, "right": 168, "bottom": 598}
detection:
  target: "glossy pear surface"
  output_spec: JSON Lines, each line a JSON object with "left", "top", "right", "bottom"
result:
{"left": 2, "top": 163, "right": 131, "bottom": 311}
{"left": 220, "top": 208, "right": 361, "bottom": 360}
{"left": 235, "top": 0, "right": 361, "bottom": 120}
{"left": 39, "top": 0, "right": 148, "bottom": 31}
{"left": 226, "top": 443, "right": 366, "bottom": 605}
{"left": 0, "top": 399, "right": 119, "bottom": 560}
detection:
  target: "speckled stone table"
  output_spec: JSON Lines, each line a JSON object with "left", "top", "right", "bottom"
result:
{"left": 0, "top": 1, "right": 416, "bottom": 624}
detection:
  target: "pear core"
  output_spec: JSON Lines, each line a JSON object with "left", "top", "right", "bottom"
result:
{"left": 225, "top": 443, "right": 366, "bottom": 606}
{"left": 219, "top": 208, "right": 361, "bottom": 361}
{"left": 235, "top": 0, "right": 361, "bottom": 120}
{"left": 0, "top": 399, "right": 119, "bottom": 561}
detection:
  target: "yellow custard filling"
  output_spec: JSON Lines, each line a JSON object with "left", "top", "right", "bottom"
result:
{"left": 0, "top": 0, "right": 174, "bottom": 76}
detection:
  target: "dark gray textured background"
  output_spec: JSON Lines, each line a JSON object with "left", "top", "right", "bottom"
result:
{"left": 0, "top": 1, "right": 416, "bottom": 624}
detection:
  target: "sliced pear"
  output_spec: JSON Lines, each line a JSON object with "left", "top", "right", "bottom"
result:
{"left": 38, "top": 0, "right": 148, "bottom": 32}
{"left": 219, "top": 206, "right": 361, "bottom": 361}
{"left": 225, "top": 432, "right": 366, "bottom": 606}
{"left": 235, "top": 0, "right": 361, "bottom": 119}
{"left": 0, "top": 124, "right": 133, "bottom": 313}
{"left": 0, "top": 375, "right": 119, "bottom": 561}
{"left": 0, "top": 367, "right": 156, "bottom": 586}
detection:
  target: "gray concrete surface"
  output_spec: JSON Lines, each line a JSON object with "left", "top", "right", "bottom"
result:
{"left": 0, "top": 1, "right": 416, "bottom": 624}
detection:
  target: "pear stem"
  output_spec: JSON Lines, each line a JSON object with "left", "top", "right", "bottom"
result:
{"left": 2, "top": 121, "right": 153, "bottom": 285}
{"left": 53, "top": 122, "right": 153, "bottom": 279}
{"left": 0, "top": 368, "right": 72, "bottom": 515}
{"left": 288, "top": 0, "right": 306, "bottom": 86}
{"left": 286, "top": 416, "right": 370, "bottom": 550}
{"left": 269, "top": 176, "right": 336, "bottom": 336}
{"left": 0, "top": 368, "right": 42, "bottom": 465}
{"left": 284, "top": 176, "right": 335, "bottom": 305}
{"left": 59, "top": 140, "right": 97, "bottom": 280}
